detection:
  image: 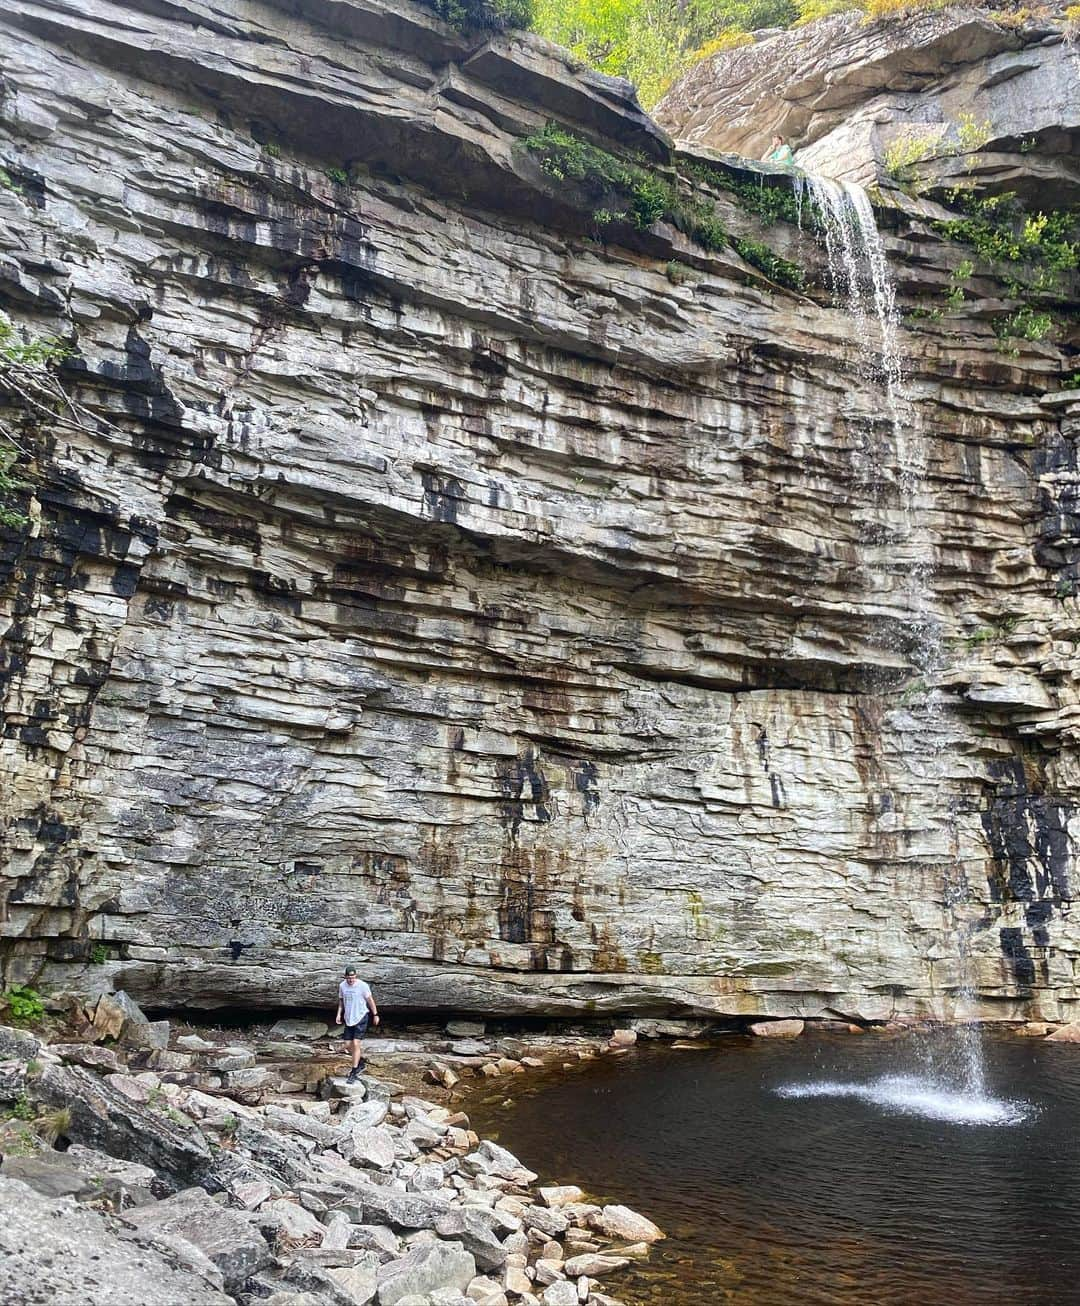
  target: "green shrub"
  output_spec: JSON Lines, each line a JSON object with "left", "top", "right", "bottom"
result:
{"left": 732, "top": 236, "right": 805, "bottom": 289}
{"left": 326, "top": 167, "right": 349, "bottom": 185}
{"left": 3, "top": 986, "right": 45, "bottom": 1026}
{"left": 935, "top": 192, "right": 1079, "bottom": 297}
{"left": 523, "top": 123, "right": 676, "bottom": 231}
{"left": 9, "top": 1094, "right": 35, "bottom": 1122}
{"left": 996, "top": 306, "right": 1054, "bottom": 343}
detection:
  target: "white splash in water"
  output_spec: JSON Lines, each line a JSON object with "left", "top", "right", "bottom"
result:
{"left": 775, "top": 1075, "right": 1032, "bottom": 1127}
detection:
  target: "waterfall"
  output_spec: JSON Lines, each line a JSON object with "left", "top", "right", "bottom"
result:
{"left": 801, "top": 174, "right": 987, "bottom": 1099}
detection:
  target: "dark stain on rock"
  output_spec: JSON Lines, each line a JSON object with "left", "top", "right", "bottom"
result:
{"left": 420, "top": 470, "right": 467, "bottom": 525}
{"left": 571, "top": 760, "right": 600, "bottom": 816}
{"left": 999, "top": 927, "right": 1035, "bottom": 987}
{"left": 496, "top": 746, "right": 552, "bottom": 837}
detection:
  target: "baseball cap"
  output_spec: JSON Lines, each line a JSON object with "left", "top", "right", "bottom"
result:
{"left": 344, "top": 964, "right": 357, "bottom": 975}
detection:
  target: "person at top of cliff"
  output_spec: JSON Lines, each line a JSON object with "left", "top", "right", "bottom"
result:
{"left": 764, "top": 134, "right": 794, "bottom": 167}
{"left": 335, "top": 965, "right": 379, "bottom": 1083}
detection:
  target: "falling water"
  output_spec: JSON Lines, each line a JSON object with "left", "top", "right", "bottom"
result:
{"left": 789, "top": 174, "right": 1005, "bottom": 1116}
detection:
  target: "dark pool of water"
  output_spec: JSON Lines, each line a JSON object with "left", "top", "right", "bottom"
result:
{"left": 469, "top": 1032, "right": 1080, "bottom": 1305}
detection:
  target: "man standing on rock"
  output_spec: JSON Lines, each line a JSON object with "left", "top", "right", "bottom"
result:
{"left": 335, "top": 965, "right": 379, "bottom": 1083}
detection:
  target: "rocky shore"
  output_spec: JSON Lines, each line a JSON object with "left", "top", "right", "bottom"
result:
{"left": 0, "top": 994, "right": 668, "bottom": 1306}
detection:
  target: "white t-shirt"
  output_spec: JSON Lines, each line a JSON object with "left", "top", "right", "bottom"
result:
{"left": 339, "top": 978, "right": 372, "bottom": 1026}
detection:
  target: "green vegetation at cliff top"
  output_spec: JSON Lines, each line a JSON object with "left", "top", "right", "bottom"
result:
{"left": 421, "top": 0, "right": 1063, "bottom": 110}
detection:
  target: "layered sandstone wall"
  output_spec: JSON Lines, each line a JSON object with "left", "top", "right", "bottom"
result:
{"left": 1, "top": 0, "right": 1078, "bottom": 1020}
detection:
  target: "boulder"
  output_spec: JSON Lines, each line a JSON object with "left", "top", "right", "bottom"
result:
{"left": 126, "top": 1020, "right": 171, "bottom": 1051}
{"left": 50, "top": 1043, "right": 123, "bottom": 1073}
{"left": 351, "top": 1125, "right": 398, "bottom": 1170}
{"left": 351, "top": 1180, "right": 451, "bottom": 1231}
{"left": 177, "top": 1034, "right": 217, "bottom": 1052}
{"left": 348, "top": 1223, "right": 401, "bottom": 1256}
{"left": 597, "top": 1205, "right": 664, "bottom": 1244}
{"left": 123, "top": 1186, "right": 272, "bottom": 1287}
{"left": 328, "top": 1259, "right": 380, "bottom": 1304}
{"left": 464, "top": 1141, "right": 537, "bottom": 1184}
{"left": 376, "top": 1240, "right": 476, "bottom": 1306}
{"left": 263, "top": 1198, "right": 328, "bottom": 1243}
{"left": 271, "top": 1019, "right": 332, "bottom": 1040}
{"left": 446, "top": 1022, "right": 486, "bottom": 1038}
{"left": 91, "top": 991, "right": 150, "bottom": 1045}
{"left": 434, "top": 1209, "right": 508, "bottom": 1272}
{"left": 343, "top": 1099, "right": 390, "bottom": 1130}
{"left": 2, "top": 1154, "right": 104, "bottom": 1201}
{"left": 523, "top": 1206, "right": 568, "bottom": 1239}
{"left": 539, "top": 1187, "right": 583, "bottom": 1209}
{"left": 66, "top": 1144, "right": 160, "bottom": 1202}
{"left": 1046, "top": 1022, "right": 1080, "bottom": 1043}
{"left": 30, "top": 1063, "right": 212, "bottom": 1188}
{"left": 562, "top": 1253, "right": 629, "bottom": 1277}
{"left": 540, "top": 1283, "right": 578, "bottom": 1306}
{"left": 0, "top": 1025, "right": 41, "bottom": 1061}
{"left": 748, "top": 1019, "right": 805, "bottom": 1039}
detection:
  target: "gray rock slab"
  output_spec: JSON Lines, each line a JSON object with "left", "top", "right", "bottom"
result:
{"left": 433, "top": 1209, "right": 507, "bottom": 1272}
{"left": 271, "top": 1019, "right": 332, "bottom": 1040}
{"left": 122, "top": 1185, "right": 271, "bottom": 1287}
{"left": 0, "top": 1175, "right": 231, "bottom": 1305}
{"left": 0, "top": 1025, "right": 41, "bottom": 1060}
{"left": 31, "top": 1063, "right": 211, "bottom": 1189}
{"left": 377, "top": 1240, "right": 476, "bottom": 1306}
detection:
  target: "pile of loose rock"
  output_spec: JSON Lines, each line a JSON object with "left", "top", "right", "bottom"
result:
{"left": 0, "top": 996, "right": 665, "bottom": 1306}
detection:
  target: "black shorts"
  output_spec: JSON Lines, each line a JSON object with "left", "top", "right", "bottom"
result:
{"left": 342, "top": 1019, "right": 368, "bottom": 1041}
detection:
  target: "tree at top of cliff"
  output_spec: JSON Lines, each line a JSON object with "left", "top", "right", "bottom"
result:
{"left": 532, "top": 0, "right": 796, "bottom": 106}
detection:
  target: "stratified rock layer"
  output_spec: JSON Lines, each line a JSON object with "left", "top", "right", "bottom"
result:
{"left": 1, "top": 0, "right": 1078, "bottom": 1020}
{"left": 656, "top": 8, "right": 1080, "bottom": 203}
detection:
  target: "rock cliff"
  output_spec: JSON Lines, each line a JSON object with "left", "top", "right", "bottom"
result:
{"left": 1, "top": 0, "right": 1078, "bottom": 1021}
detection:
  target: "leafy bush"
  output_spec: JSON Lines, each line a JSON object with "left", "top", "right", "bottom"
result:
{"left": 935, "top": 192, "right": 1079, "bottom": 295}
{"left": 524, "top": 125, "right": 806, "bottom": 290}
{"left": 3, "top": 986, "right": 45, "bottom": 1026}
{"left": 524, "top": 123, "right": 676, "bottom": 230}
{"left": 996, "top": 306, "right": 1054, "bottom": 343}
{"left": 861, "top": 0, "right": 950, "bottom": 17}
{"left": 688, "top": 30, "right": 753, "bottom": 61}
{"left": 1, "top": 314, "right": 71, "bottom": 528}
{"left": 796, "top": 0, "right": 860, "bottom": 23}
{"left": 732, "top": 236, "right": 806, "bottom": 289}
{"left": 956, "top": 110, "right": 993, "bottom": 154}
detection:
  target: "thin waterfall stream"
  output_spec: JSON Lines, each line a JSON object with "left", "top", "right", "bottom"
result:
{"left": 787, "top": 174, "right": 1022, "bottom": 1122}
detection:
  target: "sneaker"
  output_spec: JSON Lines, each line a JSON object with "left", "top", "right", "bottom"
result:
{"left": 346, "top": 1068, "right": 360, "bottom": 1084}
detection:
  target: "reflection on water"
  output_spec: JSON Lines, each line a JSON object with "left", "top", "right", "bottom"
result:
{"left": 468, "top": 1032, "right": 1080, "bottom": 1305}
